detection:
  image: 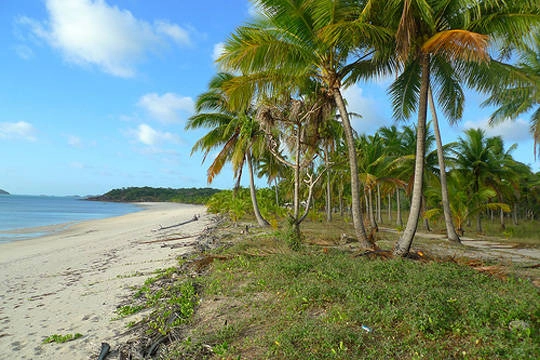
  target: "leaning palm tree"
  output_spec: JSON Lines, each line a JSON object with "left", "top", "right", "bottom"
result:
{"left": 428, "top": 87, "right": 461, "bottom": 242}
{"left": 186, "top": 72, "right": 269, "bottom": 226}
{"left": 383, "top": 0, "right": 536, "bottom": 256}
{"left": 218, "top": 0, "right": 389, "bottom": 249}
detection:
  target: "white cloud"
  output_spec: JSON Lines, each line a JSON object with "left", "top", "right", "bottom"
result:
{"left": 342, "top": 85, "right": 388, "bottom": 135}
{"left": 462, "top": 117, "right": 532, "bottom": 143}
{"left": 137, "top": 92, "right": 194, "bottom": 123}
{"left": 212, "top": 42, "right": 225, "bottom": 62}
{"left": 133, "top": 123, "right": 179, "bottom": 146}
{"left": 155, "top": 20, "right": 190, "bottom": 46}
{"left": 18, "top": 0, "right": 191, "bottom": 77}
{"left": 0, "top": 121, "right": 37, "bottom": 141}
{"left": 247, "top": 3, "right": 264, "bottom": 18}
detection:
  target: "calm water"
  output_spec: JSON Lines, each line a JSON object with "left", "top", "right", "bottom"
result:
{"left": 0, "top": 195, "right": 141, "bottom": 243}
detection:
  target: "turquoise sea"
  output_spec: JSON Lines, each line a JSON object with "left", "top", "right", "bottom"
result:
{"left": 0, "top": 195, "right": 141, "bottom": 243}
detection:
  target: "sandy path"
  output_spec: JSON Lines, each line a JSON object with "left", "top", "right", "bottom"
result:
{"left": 0, "top": 203, "right": 211, "bottom": 360}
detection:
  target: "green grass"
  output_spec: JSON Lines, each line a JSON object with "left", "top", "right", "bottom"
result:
{"left": 164, "top": 232, "right": 539, "bottom": 359}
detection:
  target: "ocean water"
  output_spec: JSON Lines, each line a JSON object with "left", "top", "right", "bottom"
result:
{"left": 0, "top": 195, "right": 141, "bottom": 243}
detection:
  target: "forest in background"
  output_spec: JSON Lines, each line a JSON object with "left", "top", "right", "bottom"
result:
{"left": 87, "top": 187, "right": 221, "bottom": 204}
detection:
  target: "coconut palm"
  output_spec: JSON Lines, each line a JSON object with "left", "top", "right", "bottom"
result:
{"left": 451, "top": 128, "right": 512, "bottom": 232}
{"left": 356, "top": 133, "right": 404, "bottom": 232}
{"left": 186, "top": 72, "right": 269, "bottom": 226}
{"left": 428, "top": 87, "right": 461, "bottom": 242}
{"left": 319, "top": 116, "right": 345, "bottom": 222}
{"left": 217, "top": 0, "right": 390, "bottom": 249}
{"left": 481, "top": 33, "right": 540, "bottom": 158}
{"left": 382, "top": 0, "right": 537, "bottom": 256}
{"left": 424, "top": 170, "right": 510, "bottom": 236}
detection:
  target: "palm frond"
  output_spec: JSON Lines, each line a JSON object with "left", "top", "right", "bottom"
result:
{"left": 422, "top": 29, "right": 489, "bottom": 62}
{"left": 430, "top": 55, "right": 464, "bottom": 123}
{"left": 388, "top": 58, "right": 421, "bottom": 121}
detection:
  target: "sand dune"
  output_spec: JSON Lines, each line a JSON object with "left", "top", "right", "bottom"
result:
{"left": 0, "top": 203, "right": 210, "bottom": 360}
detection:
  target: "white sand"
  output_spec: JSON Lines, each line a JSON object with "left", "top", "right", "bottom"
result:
{"left": 0, "top": 203, "right": 211, "bottom": 360}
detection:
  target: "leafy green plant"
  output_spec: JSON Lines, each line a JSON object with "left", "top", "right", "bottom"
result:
{"left": 115, "top": 304, "right": 145, "bottom": 318}
{"left": 42, "top": 333, "right": 83, "bottom": 344}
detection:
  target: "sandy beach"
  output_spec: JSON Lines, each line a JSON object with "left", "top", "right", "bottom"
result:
{"left": 0, "top": 203, "right": 211, "bottom": 360}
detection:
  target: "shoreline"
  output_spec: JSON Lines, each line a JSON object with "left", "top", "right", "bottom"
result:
{"left": 0, "top": 199, "right": 145, "bottom": 245}
{"left": 0, "top": 202, "right": 211, "bottom": 359}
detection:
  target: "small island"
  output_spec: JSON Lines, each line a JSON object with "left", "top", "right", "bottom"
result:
{"left": 0, "top": 189, "right": 9, "bottom": 195}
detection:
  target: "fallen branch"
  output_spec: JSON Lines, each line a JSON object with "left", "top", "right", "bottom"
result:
{"left": 153, "top": 215, "right": 199, "bottom": 232}
{"left": 140, "top": 234, "right": 199, "bottom": 244}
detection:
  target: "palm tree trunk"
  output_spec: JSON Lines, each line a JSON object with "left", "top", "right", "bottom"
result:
{"left": 274, "top": 178, "right": 280, "bottom": 206}
{"left": 388, "top": 193, "right": 393, "bottom": 223}
{"left": 476, "top": 213, "right": 483, "bottom": 233}
{"left": 325, "top": 145, "right": 332, "bottom": 222}
{"left": 377, "top": 184, "right": 382, "bottom": 224}
{"left": 394, "top": 54, "right": 430, "bottom": 256}
{"left": 368, "top": 188, "right": 378, "bottom": 231}
{"left": 246, "top": 153, "right": 269, "bottom": 227}
{"left": 338, "top": 184, "right": 344, "bottom": 217}
{"left": 422, "top": 195, "right": 431, "bottom": 232}
{"left": 428, "top": 87, "right": 461, "bottom": 243}
{"left": 500, "top": 208, "right": 505, "bottom": 229}
{"left": 333, "top": 89, "right": 374, "bottom": 249}
{"left": 396, "top": 188, "right": 403, "bottom": 227}
{"left": 512, "top": 204, "right": 518, "bottom": 225}
{"left": 293, "top": 124, "right": 301, "bottom": 221}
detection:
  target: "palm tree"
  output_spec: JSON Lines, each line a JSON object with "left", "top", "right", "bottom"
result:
{"left": 428, "top": 87, "right": 461, "bottom": 242}
{"left": 186, "top": 73, "right": 269, "bottom": 226}
{"left": 384, "top": 0, "right": 536, "bottom": 256}
{"left": 218, "top": 0, "right": 389, "bottom": 249}
{"left": 256, "top": 93, "right": 330, "bottom": 247}
{"left": 257, "top": 149, "right": 286, "bottom": 207}
{"left": 319, "top": 117, "right": 345, "bottom": 222}
{"left": 424, "top": 170, "right": 510, "bottom": 236}
{"left": 451, "top": 128, "right": 508, "bottom": 233}
{"left": 480, "top": 33, "right": 540, "bottom": 158}
{"left": 356, "top": 133, "right": 402, "bottom": 232}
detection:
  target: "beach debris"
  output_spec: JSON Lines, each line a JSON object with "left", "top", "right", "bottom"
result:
{"left": 508, "top": 320, "right": 530, "bottom": 332}
{"left": 140, "top": 234, "right": 200, "bottom": 244}
{"left": 361, "top": 325, "right": 372, "bottom": 333}
{"left": 97, "top": 342, "right": 110, "bottom": 360}
{"left": 153, "top": 214, "right": 200, "bottom": 231}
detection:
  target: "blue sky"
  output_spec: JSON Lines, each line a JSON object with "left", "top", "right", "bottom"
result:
{"left": 0, "top": 0, "right": 537, "bottom": 196}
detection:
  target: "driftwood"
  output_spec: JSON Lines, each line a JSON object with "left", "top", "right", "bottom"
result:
{"left": 146, "top": 335, "right": 168, "bottom": 357}
{"left": 140, "top": 234, "right": 199, "bottom": 244}
{"left": 153, "top": 215, "right": 199, "bottom": 232}
{"left": 97, "top": 342, "right": 110, "bottom": 360}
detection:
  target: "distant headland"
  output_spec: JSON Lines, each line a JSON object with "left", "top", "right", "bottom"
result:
{"left": 86, "top": 186, "right": 221, "bottom": 204}
{"left": 0, "top": 189, "right": 9, "bottom": 195}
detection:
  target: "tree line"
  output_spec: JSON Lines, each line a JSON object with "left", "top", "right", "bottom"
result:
{"left": 186, "top": 0, "right": 539, "bottom": 254}
{"left": 87, "top": 187, "right": 221, "bottom": 204}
